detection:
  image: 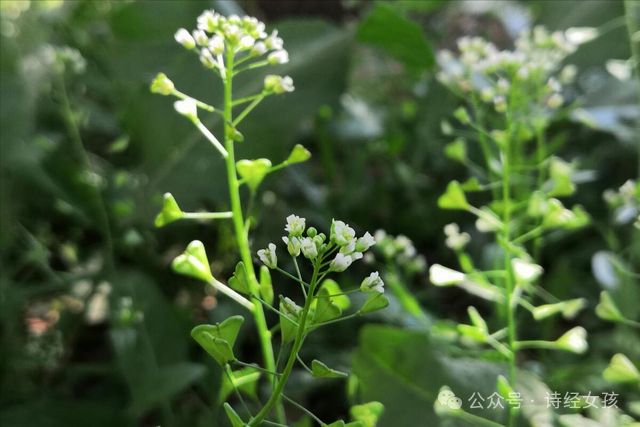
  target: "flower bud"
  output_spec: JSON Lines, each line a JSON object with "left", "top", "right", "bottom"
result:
{"left": 361, "top": 271, "right": 385, "bottom": 293}
{"left": 150, "top": 73, "right": 175, "bottom": 96}
{"left": 257, "top": 243, "right": 277, "bottom": 269}
{"left": 265, "top": 30, "right": 284, "bottom": 50}
{"left": 268, "top": 50, "right": 289, "bottom": 65}
{"left": 300, "top": 237, "right": 317, "bottom": 259}
{"left": 330, "top": 253, "right": 353, "bottom": 272}
{"left": 306, "top": 227, "right": 317, "bottom": 238}
{"left": 283, "top": 236, "right": 301, "bottom": 257}
{"left": 355, "top": 232, "right": 376, "bottom": 252}
{"left": 193, "top": 29, "right": 209, "bottom": 46}
{"left": 200, "top": 48, "right": 217, "bottom": 69}
{"left": 209, "top": 35, "right": 225, "bottom": 55}
{"left": 175, "top": 28, "right": 196, "bottom": 50}
{"left": 251, "top": 41, "right": 267, "bottom": 56}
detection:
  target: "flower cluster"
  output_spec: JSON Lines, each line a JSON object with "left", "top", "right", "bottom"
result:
{"left": 436, "top": 26, "right": 592, "bottom": 117}
{"left": 371, "top": 230, "right": 427, "bottom": 275}
{"left": 259, "top": 215, "right": 377, "bottom": 274}
{"left": 174, "top": 9, "right": 293, "bottom": 89}
{"left": 443, "top": 223, "right": 470, "bottom": 251}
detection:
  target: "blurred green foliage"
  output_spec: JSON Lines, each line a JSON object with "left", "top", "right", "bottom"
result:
{"left": 0, "top": 1, "right": 638, "bottom": 427}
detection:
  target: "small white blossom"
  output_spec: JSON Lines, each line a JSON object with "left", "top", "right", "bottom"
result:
{"left": 174, "top": 98, "right": 197, "bottom": 121}
{"left": 355, "top": 232, "right": 376, "bottom": 252}
{"left": 565, "top": 27, "right": 599, "bottom": 45}
{"left": 251, "top": 41, "right": 267, "bottom": 56}
{"left": 282, "top": 296, "right": 302, "bottom": 317}
{"left": 197, "top": 10, "right": 220, "bottom": 32}
{"left": 174, "top": 28, "right": 196, "bottom": 50}
{"left": 332, "top": 220, "right": 356, "bottom": 247}
{"left": 330, "top": 253, "right": 353, "bottom": 272}
{"left": 265, "top": 30, "right": 284, "bottom": 50}
{"left": 444, "top": 223, "right": 470, "bottom": 251}
{"left": 268, "top": 50, "right": 289, "bottom": 64}
{"left": 285, "top": 214, "right": 306, "bottom": 237}
{"left": 193, "top": 29, "right": 209, "bottom": 46}
{"left": 258, "top": 243, "right": 278, "bottom": 269}
{"left": 209, "top": 35, "right": 225, "bottom": 55}
{"left": 361, "top": 271, "right": 385, "bottom": 293}
{"left": 300, "top": 237, "right": 317, "bottom": 259}
{"left": 200, "top": 48, "right": 217, "bottom": 69}
{"left": 282, "top": 236, "right": 301, "bottom": 257}
{"left": 239, "top": 35, "right": 256, "bottom": 49}
{"left": 547, "top": 93, "right": 564, "bottom": 109}
{"left": 512, "top": 258, "right": 543, "bottom": 284}
{"left": 429, "top": 264, "right": 465, "bottom": 286}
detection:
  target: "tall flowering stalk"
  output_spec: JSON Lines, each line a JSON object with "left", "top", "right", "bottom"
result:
{"left": 152, "top": 10, "right": 387, "bottom": 426}
{"left": 431, "top": 27, "right": 596, "bottom": 427}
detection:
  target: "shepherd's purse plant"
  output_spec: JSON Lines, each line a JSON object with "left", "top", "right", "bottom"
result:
{"left": 151, "top": 9, "right": 388, "bottom": 427}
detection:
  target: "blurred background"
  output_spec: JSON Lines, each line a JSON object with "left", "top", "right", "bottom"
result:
{"left": 1, "top": 1, "right": 638, "bottom": 426}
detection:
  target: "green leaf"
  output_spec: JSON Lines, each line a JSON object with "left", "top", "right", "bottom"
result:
{"left": 311, "top": 359, "right": 348, "bottom": 378}
{"left": 548, "top": 157, "right": 576, "bottom": 197}
{"left": 360, "top": 292, "right": 389, "bottom": 314}
{"left": 350, "top": 402, "right": 385, "bottom": 427}
{"left": 603, "top": 354, "right": 640, "bottom": 384}
{"left": 287, "top": 144, "right": 312, "bottom": 164}
{"left": 190, "top": 316, "right": 245, "bottom": 366}
{"left": 457, "top": 324, "right": 487, "bottom": 344}
{"left": 461, "top": 177, "right": 482, "bottom": 192}
{"left": 596, "top": 291, "right": 627, "bottom": 323}
{"left": 219, "top": 367, "right": 261, "bottom": 403}
{"left": 228, "top": 262, "right": 251, "bottom": 295}
{"left": 224, "top": 402, "right": 246, "bottom": 427}
{"left": 259, "top": 265, "right": 274, "bottom": 306}
{"left": 437, "top": 181, "right": 469, "bottom": 210}
{"left": 171, "top": 240, "right": 213, "bottom": 283}
{"left": 467, "top": 307, "right": 488, "bottom": 332}
{"left": 313, "top": 279, "right": 351, "bottom": 310}
{"left": 326, "top": 422, "right": 345, "bottom": 427}
{"left": 356, "top": 2, "right": 434, "bottom": 70}
{"left": 497, "top": 375, "right": 520, "bottom": 412}
{"left": 154, "top": 192, "right": 184, "bottom": 227}
{"left": 313, "top": 287, "right": 343, "bottom": 323}
{"left": 236, "top": 158, "right": 272, "bottom": 192}
{"left": 444, "top": 138, "right": 466, "bottom": 163}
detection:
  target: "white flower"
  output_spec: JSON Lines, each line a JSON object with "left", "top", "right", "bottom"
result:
{"left": 282, "top": 236, "right": 301, "bottom": 257}
{"left": 209, "top": 35, "right": 225, "bottom": 55}
{"left": 239, "top": 35, "right": 255, "bottom": 49}
{"left": 174, "top": 98, "right": 197, "bottom": 121}
{"left": 174, "top": 28, "right": 196, "bottom": 50}
{"left": 355, "top": 232, "right": 376, "bottom": 252}
{"left": 193, "top": 29, "right": 209, "bottom": 46}
{"left": 265, "top": 30, "right": 284, "bottom": 50}
{"left": 361, "top": 271, "right": 385, "bottom": 293}
{"left": 285, "top": 214, "right": 306, "bottom": 237}
{"left": 565, "top": 27, "right": 598, "bottom": 45}
{"left": 258, "top": 243, "right": 278, "bottom": 269}
{"left": 197, "top": 10, "right": 220, "bottom": 32}
{"left": 278, "top": 76, "right": 295, "bottom": 93}
{"left": 300, "top": 237, "right": 317, "bottom": 259}
{"left": 200, "top": 48, "right": 217, "bottom": 69}
{"left": 512, "top": 258, "right": 543, "bottom": 284}
{"left": 268, "top": 50, "right": 289, "bottom": 65}
{"left": 251, "top": 41, "right": 267, "bottom": 56}
{"left": 332, "top": 220, "right": 356, "bottom": 247}
{"left": 429, "top": 264, "right": 465, "bottom": 286}
{"left": 330, "top": 253, "right": 353, "bottom": 272}
{"left": 547, "top": 93, "right": 564, "bottom": 109}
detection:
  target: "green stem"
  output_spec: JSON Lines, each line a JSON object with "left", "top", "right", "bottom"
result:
{"left": 624, "top": 0, "right": 640, "bottom": 174}
{"left": 281, "top": 394, "right": 326, "bottom": 426}
{"left": 223, "top": 50, "right": 285, "bottom": 424}
{"left": 247, "top": 264, "right": 322, "bottom": 426}
{"left": 233, "top": 96, "right": 264, "bottom": 126}
{"left": 533, "top": 125, "right": 546, "bottom": 261}
{"left": 173, "top": 90, "right": 221, "bottom": 114}
{"left": 182, "top": 211, "right": 233, "bottom": 220}
{"left": 502, "top": 112, "right": 517, "bottom": 427}
{"left": 233, "top": 360, "right": 282, "bottom": 377}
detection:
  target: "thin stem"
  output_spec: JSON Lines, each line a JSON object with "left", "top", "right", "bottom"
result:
{"left": 224, "top": 365, "right": 253, "bottom": 418}
{"left": 295, "top": 354, "right": 314, "bottom": 375}
{"left": 222, "top": 49, "right": 284, "bottom": 424}
{"left": 195, "top": 120, "right": 228, "bottom": 158}
{"left": 233, "top": 360, "right": 282, "bottom": 377}
{"left": 306, "top": 312, "right": 361, "bottom": 332}
{"left": 292, "top": 257, "right": 307, "bottom": 298}
{"left": 512, "top": 226, "right": 544, "bottom": 245}
{"left": 502, "top": 109, "right": 517, "bottom": 427}
{"left": 173, "top": 90, "right": 221, "bottom": 114}
{"left": 282, "top": 394, "right": 326, "bottom": 426}
{"left": 253, "top": 295, "right": 300, "bottom": 327}
{"left": 247, "top": 264, "right": 322, "bottom": 426}
{"left": 275, "top": 266, "right": 309, "bottom": 287}
{"left": 234, "top": 59, "right": 270, "bottom": 75}
{"left": 208, "top": 279, "right": 254, "bottom": 310}
{"left": 533, "top": 125, "right": 547, "bottom": 261}
{"left": 233, "top": 96, "right": 264, "bottom": 126}
{"left": 182, "top": 211, "right": 233, "bottom": 220}
{"left": 514, "top": 340, "right": 558, "bottom": 351}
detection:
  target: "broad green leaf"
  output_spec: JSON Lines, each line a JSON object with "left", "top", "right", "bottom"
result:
{"left": 219, "top": 367, "right": 261, "bottom": 403}
{"left": 228, "top": 262, "right": 251, "bottom": 295}
{"left": 224, "top": 402, "right": 245, "bottom": 427}
{"left": 326, "top": 422, "right": 345, "bottom": 427}
{"left": 356, "top": 2, "right": 434, "bottom": 70}
{"left": 287, "top": 144, "right": 311, "bottom": 164}
{"left": 360, "top": 292, "right": 389, "bottom": 314}
{"left": 603, "top": 354, "right": 640, "bottom": 384}
{"left": 311, "top": 359, "right": 348, "bottom": 378}
{"left": 236, "top": 158, "right": 272, "bottom": 192}
{"left": 155, "top": 192, "right": 184, "bottom": 227}
{"left": 311, "top": 279, "right": 351, "bottom": 310}
{"left": 172, "top": 240, "right": 213, "bottom": 283}
{"left": 350, "top": 402, "right": 384, "bottom": 427}
{"left": 596, "top": 291, "right": 626, "bottom": 323}
{"left": 444, "top": 138, "right": 466, "bottom": 163}
{"left": 259, "top": 265, "right": 274, "bottom": 305}
{"left": 191, "top": 316, "right": 245, "bottom": 366}
{"left": 313, "top": 287, "right": 342, "bottom": 323}
{"left": 437, "top": 181, "right": 469, "bottom": 210}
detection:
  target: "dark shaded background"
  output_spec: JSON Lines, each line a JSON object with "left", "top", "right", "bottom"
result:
{"left": 1, "top": 1, "right": 638, "bottom": 426}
